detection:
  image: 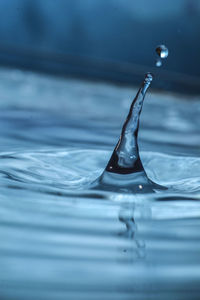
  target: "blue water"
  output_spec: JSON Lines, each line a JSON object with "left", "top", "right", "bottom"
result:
{"left": 0, "top": 68, "right": 200, "bottom": 300}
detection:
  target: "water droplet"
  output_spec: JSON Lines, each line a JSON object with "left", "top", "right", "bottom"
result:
{"left": 156, "top": 45, "right": 169, "bottom": 59}
{"left": 155, "top": 45, "right": 168, "bottom": 67}
{"left": 139, "top": 185, "right": 143, "bottom": 190}
{"left": 156, "top": 58, "right": 162, "bottom": 67}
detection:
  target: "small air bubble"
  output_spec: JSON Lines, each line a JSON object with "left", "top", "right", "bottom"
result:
{"left": 139, "top": 184, "right": 143, "bottom": 190}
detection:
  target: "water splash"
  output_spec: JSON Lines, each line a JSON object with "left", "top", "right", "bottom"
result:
{"left": 105, "top": 73, "right": 153, "bottom": 174}
{"left": 155, "top": 45, "right": 169, "bottom": 67}
{"left": 93, "top": 73, "right": 166, "bottom": 193}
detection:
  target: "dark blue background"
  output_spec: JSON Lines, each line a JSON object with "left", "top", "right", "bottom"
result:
{"left": 0, "top": 0, "right": 199, "bottom": 93}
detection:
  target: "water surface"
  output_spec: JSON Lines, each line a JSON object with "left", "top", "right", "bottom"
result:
{"left": 0, "top": 68, "right": 200, "bottom": 300}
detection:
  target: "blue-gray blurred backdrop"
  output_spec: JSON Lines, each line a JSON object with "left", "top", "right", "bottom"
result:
{"left": 0, "top": 0, "right": 199, "bottom": 93}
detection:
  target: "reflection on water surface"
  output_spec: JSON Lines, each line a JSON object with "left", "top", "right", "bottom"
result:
{"left": 0, "top": 68, "right": 200, "bottom": 299}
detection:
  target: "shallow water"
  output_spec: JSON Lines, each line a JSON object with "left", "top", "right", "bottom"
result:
{"left": 0, "top": 68, "right": 200, "bottom": 300}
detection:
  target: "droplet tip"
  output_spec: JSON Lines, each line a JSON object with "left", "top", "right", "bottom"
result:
{"left": 145, "top": 72, "right": 154, "bottom": 82}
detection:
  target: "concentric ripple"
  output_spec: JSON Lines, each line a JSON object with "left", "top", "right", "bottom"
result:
{"left": 0, "top": 68, "right": 200, "bottom": 300}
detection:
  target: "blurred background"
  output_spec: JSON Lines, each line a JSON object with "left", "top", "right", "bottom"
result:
{"left": 0, "top": 0, "right": 200, "bottom": 93}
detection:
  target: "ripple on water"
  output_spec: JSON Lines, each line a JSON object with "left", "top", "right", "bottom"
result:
{"left": 1, "top": 149, "right": 200, "bottom": 194}
{"left": 0, "top": 69, "right": 200, "bottom": 300}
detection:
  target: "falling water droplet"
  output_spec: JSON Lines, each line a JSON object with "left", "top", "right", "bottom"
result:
{"left": 156, "top": 45, "right": 169, "bottom": 58}
{"left": 155, "top": 45, "right": 168, "bottom": 67}
{"left": 156, "top": 58, "right": 162, "bottom": 67}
